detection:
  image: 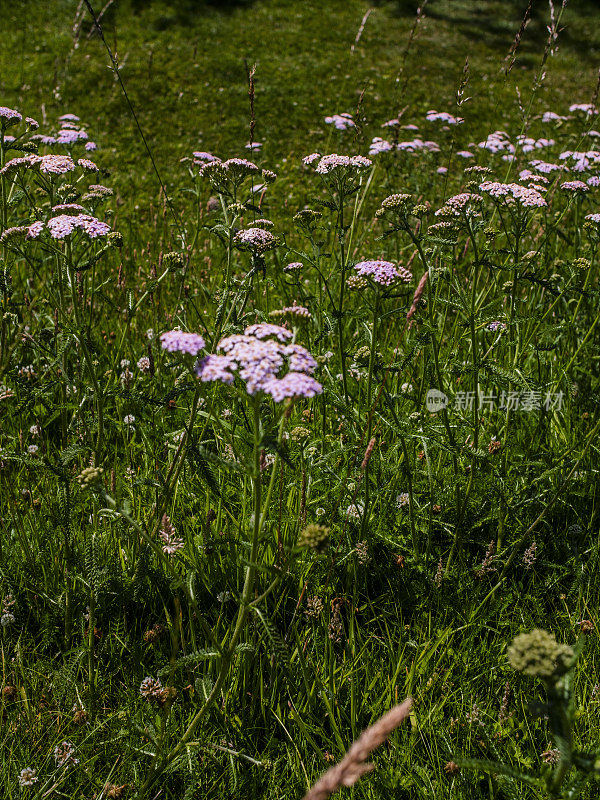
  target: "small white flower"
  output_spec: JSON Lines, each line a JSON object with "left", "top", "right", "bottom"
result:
{"left": 27, "top": 444, "right": 39, "bottom": 455}
{"left": 146, "top": 328, "right": 155, "bottom": 340}
{"left": 123, "top": 415, "right": 135, "bottom": 425}
{"left": 120, "top": 359, "right": 131, "bottom": 368}
{"left": 29, "top": 424, "right": 41, "bottom": 436}
{"left": 18, "top": 767, "right": 38, "bottom": 787}
{"left": 1, "top": 612, "right": 15, "bottom": 627}
{"left": 346, "top": 501, "right": 364, "bottom": 521}
{"left": 396, "top": 492, "right": 410, "bottom": 508}
{"left": 316, "top": 507, "right": 326, "bottom": 518}
{"left": 54, "top": 740, "right": 79, "bottom": 769}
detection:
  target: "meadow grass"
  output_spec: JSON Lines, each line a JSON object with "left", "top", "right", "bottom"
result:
{"left": 0, "top": 1, "right": 600, "bottom": 799}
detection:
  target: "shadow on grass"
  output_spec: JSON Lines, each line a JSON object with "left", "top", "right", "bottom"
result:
{"left": 129, "top": 0, "right": 258, "bottom": 18}
{"left": 373, "top": 0, "right": 600, "bottom": 56}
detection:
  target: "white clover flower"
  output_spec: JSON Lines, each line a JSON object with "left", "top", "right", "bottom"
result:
{"left": 396, "top": 492, "right": 410, "bottom": 509}
{"left": 123, "top": 415, "right": 135, "bottom": 425}
{"left": 18, "top": 767, "right": 38, "bottom": 787}
{"left": 54, "top": 740, "right": 79, "bottom": 769}
{"left": 27, "top": 445, "right": 39, "bottom": 456}
{"left": 346, "top": 501, "right": 364, "bottom": 521}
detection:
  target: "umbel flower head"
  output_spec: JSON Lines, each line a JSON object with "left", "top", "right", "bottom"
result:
{"left": 234, "top": 227, "right": 277, "bottom": 254}
{"left": 298, "top": 524, "right": 330, "bottom": 552}
{"left": 76, "top": 466, "right": 104, "bottom": 490}
{"left": 303, "top": 152, "right": 372, "bottom": 176}
{"left": 507, "top": 628, "right": 574, "bottom": 680}
{"left": 196, "top": 323, "right": 322, "bottom": 402}
{"left": 354, "top": 260, "right": 413, "bottom": 287}
{"left": 0, "top": 106, "right": 22, "bottom": 129}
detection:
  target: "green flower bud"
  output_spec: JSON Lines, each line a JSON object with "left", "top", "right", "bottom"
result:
{"left": 76, "top": 466, "right": 104, "bottom": 490}
{"left": 163, "top": 252, "right": 185, "bottom": 270}
{"left": 507, "top": 629, "right": 574, "bottom": 679}
{"left": 290, "top": 426, "right": 311, "bottom": 443}
{"left": 298, "top": 523, "right": 330, "bottom": 553}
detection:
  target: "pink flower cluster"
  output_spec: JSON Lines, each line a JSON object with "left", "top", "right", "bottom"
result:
{"left": 160, "top": 330, "right": 206, "bottom": 355}
{"left": 369, "top": 137, "right": 395, "bottom": 155}
{"left": 234, "top": 227, "right": 276, "bottom": 253}
{"left": 478, "top": 131, "right": 514, "bottom": 157}
{"left": 426, "top": 110, "right": 464, "bottom": 125}
{"left": 479, "top": 181, "right": 547, "bottom": 208}
{"left": 569, "top": 103, "right": 597, "bottom": 115}
{"left": 559, "top": 150, "right": 600, "bottom": 172}
{"left": 354, "top": 259, "right": 412, "bottom": 287}
{"left": 196, "top": 324, "right": 322, "bottom": 402}
{"left": 0, "top": 106, "right": 22, "bottom": 126}
{"left": 0, "top": 153, "right": 76, "bottom": 176}
{"left": 397, "top": 138, "right": 440, "bottom": 154}
{"left": 303, "top": 153, "right": 372, "bottom": 174}
{"left": 25, "top": 213, "right": 111, "bottom": 240}
{"left": 530, "top": 160, "right": 564, "bottom": 174}
{"left": 324, "top": 112, "right": 355, "bottom": 131}
{"left": 560, "top": 180, "right": 589, "bottom": 192}
{"left": 437, "top": 192, "right": 483, "bottom": 216}
{"left": 541, "top": 111, "right": 568, "bottom": 123}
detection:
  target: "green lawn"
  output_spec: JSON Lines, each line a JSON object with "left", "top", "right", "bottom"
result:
{"left": 1, "top": 2, "right": 600, "bottom": 799}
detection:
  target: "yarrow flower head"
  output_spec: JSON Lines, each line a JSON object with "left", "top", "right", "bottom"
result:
{"left": 479, "top": 181, "right": 547, "bottom": 208}
{"left": 160, "top": 330, "right": 205, "bottom": 356}
{"left": 487, "top": 321, "right": 507, "bottom": 332}
{"left": 354, "top": 259, "right": 412, "bottom": 287}
{"left": 325, "top": 112, "right": 355, "bottom": 130}
{"left": 243, "top": 323, "right": 292, "bottom": 342}
{"left": 233, "top": 227, "right": 276, "bottom": 254}
{"left": 38, "top": 154, "right": 76, "bottom": 174}
{"left": 569, "top": 103, "right": 597, "bottom": 115}
{"left": 436, "top": 192, "right": 483, "bottom": 217}
{"left": 54, "top": 741, "right": 78, "bottom": 769}
{"left": 315, "top": 153, "right": 372, "bottom": 174}
{"left": 196, "top": 324, "right": 322, "bottom": 402}
{"left": 396, "top": 492, "right": 410, "bottom": 508}
{"left": 507, "top": 629, "right": 574, "bottom": 680}
{"left": 561, "top": 180, "right": 589, "bottom": 192}
{"left": 426, "top": 110, "right": 464, "bottom": 125}
{"left": 0, "top": 107, "right": 22, "bottom": 128}
{"left": 369, "top": 137, "right": 394, "bottom": 156}
{"left": 304, "top": 153, "right": 372, "bottom": 176}
{"left": 380, "top": 193, "right": 413, "bottom": 212}
{"left": 28, "top": 214, "right": 111, "bottom": 240}
{"left": 56, "top": 128, "right": 87, "bottom": 144}
{"left": 270, "top": 301, "right": 312, "bottom": 323}
{"left": 77, "top": 158, "right": 99, "bottom": 172}
{"left": 18, "top": 767, "right": 38, "bottom": 788}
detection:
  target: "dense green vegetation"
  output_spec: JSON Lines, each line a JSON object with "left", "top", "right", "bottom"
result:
{"left": 1, "top": 1, "right": 600, "bottom": 799}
